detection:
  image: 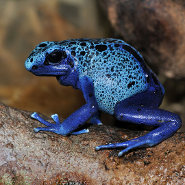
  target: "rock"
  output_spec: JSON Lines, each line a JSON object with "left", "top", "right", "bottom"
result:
{"left": 0, "top": 103, "right": 184, "bottom": 184}
{"left": 99, "top": 0, "right": 185, "bottom": 79}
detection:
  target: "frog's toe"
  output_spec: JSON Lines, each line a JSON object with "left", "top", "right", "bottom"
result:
{"left": 51, "top": 114, "right": 60, "bottom": 124}
{"left": 71, "top": 129, "right": 89, "bottom": 135}
{"left": 91, "top": 122, "right": 103, "bottom": 126}
{"left": 31, "top": 112, "right": 39, "bottom": 119}
{"left": 95, "top": 142, "right": 128, "bottom": 151}
{"left": 96, "top": 139, "right": 148, "bottom": 157}
{"left": 34, "top": 127, "right": 41, "bottom": 133}
{"left": 117, "top": 141, "right": 146, "bottom": 156}
{"left": 90, "top": 121, "right": 103, "bottom": 126}
{"left": 33, "top": 126, "right": 61, "bottom": 133}
{"left": 31, "top": 112, "right": 54, "bottom": 127}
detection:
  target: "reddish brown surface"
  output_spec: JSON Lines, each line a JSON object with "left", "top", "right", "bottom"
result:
{"left": 0, "top": 103, "right": 184, "bottom": 184}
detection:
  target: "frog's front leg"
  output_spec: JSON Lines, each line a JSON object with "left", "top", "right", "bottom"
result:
{"left": 31, "top": 113, "right": 89, "bottom": 135}
{"left": 31, "top": 76, "right": 99, "bottom": 135}
{"left": 96, "top": 98, "right": 181, "bottom": 156}
{"left": 89, "top": 112, "right": 103, "bottom": 125}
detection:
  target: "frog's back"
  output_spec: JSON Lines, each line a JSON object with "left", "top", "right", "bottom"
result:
{"left": 62, "top": 38, "right": 163, "bottom": 114}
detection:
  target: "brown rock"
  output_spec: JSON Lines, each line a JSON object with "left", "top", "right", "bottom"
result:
{"left": 0, "top": 103, "right": 184, "bottom": 184}
{"left": 99, "top": 0, "right": 185, "bottom": 79}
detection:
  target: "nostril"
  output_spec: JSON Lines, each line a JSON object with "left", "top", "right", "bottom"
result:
{"left": 32, "top": 65, "right": 38, "bottom": 70}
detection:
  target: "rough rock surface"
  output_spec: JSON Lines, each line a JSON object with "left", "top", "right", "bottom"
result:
{"left": 0, "top": 103, "right": 184, "bottom": 184}
{"left": 99, "top": 0, "right": 185, "bottom": 79}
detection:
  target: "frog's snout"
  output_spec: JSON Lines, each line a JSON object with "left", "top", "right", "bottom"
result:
{"left": 25, "top": 57, "right": 36, "bottom": 71}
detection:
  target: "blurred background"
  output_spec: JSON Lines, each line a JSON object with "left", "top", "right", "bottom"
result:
{"left": 0, "top": 0, "right": 184, "bottom": 131}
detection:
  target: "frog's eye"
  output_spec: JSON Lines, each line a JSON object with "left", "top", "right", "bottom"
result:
{"left": 46, "top": 50, "right": 67, "bottom": 64}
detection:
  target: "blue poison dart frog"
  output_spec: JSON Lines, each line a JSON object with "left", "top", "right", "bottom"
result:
{"left": 25, "top": 38, "right": 182, "bottom": 157}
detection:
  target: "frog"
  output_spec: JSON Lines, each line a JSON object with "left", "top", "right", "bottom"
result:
{"left": 25, "top": 38, "right": 181, "bottom": 156}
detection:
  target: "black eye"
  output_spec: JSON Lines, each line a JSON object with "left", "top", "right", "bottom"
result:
{"left": 46, "top": 50, "right": 67, "bottom": 64}
{"left": 39, "top": 43, "right": 47, "bottom": 47}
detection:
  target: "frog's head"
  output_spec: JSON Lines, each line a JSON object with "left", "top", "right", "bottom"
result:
{"left": 25, "top": 41, "right": 75, "bottom": 77}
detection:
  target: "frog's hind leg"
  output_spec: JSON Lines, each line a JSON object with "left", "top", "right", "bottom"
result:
{"left": 96, "top": 89, "right": 182, "bottom": 156}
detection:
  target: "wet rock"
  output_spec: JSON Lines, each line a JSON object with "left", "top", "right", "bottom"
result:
{"left": 99, "top": 0, "right": 185, "bottom": 79}
{"left": 0, "top": 103, "right": 184, "bottom": 184}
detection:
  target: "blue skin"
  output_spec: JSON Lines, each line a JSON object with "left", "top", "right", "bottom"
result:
{"left": 25, "top": 38, "right": 182, "bottom": 156}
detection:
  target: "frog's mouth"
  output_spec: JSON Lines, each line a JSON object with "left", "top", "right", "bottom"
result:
{"left": 30, "top": 65, "right": 70, "bottom": 76}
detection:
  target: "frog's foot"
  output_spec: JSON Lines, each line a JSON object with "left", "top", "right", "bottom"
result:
{"left": 31, "top": 112, "right": 89, "bottom": 135}
{"left": 96, "top": 137, "right": 149, "bottom": 157}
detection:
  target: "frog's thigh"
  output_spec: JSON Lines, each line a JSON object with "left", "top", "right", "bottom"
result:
{"left": 119, "top": 88, "right": 163, "bottom": 108}
{"left": 114, "top": 89, "right": 163, "bottom": 126}
{"left": 114, "top": 89, "right": 180, "bottom": 129}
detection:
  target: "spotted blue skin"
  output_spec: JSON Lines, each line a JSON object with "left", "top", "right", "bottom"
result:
{"left": 25, "top": 38, "right": 181, "bottom": 156}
